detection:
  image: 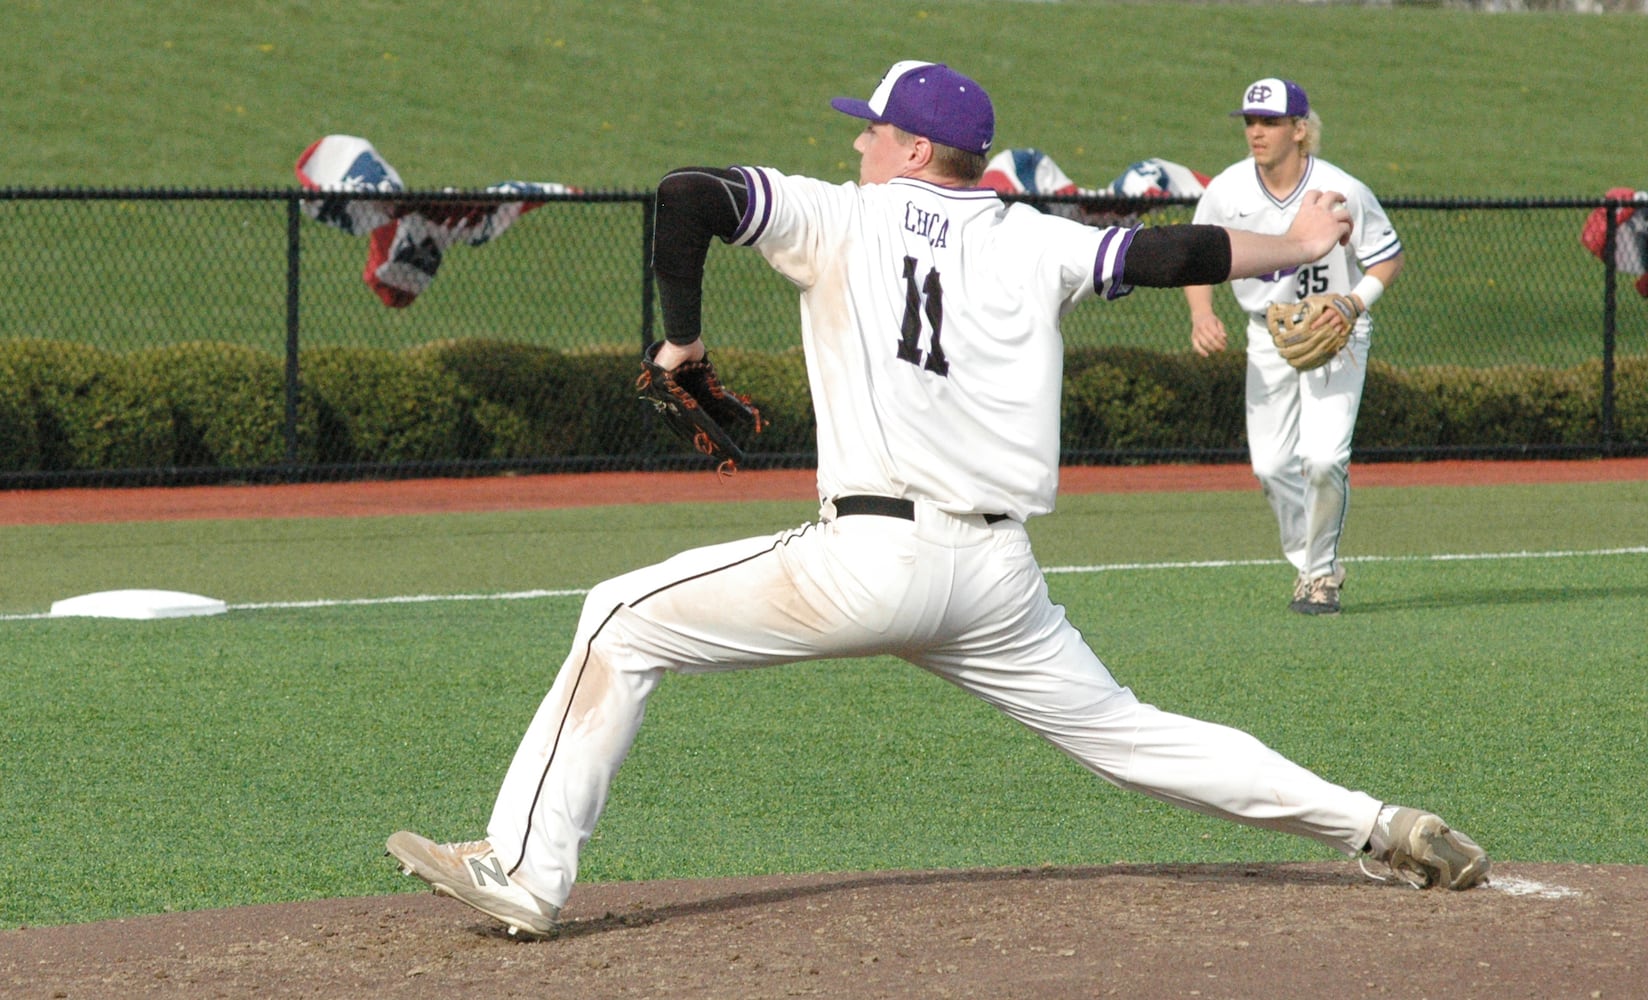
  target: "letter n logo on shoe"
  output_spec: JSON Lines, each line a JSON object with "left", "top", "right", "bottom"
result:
{"left": 467, "top": 853, "right": 510, "bottom": 888}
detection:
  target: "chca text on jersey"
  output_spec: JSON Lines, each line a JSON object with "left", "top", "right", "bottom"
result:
{"left": 903, "top": 202, "right": 949, "bottom": 248}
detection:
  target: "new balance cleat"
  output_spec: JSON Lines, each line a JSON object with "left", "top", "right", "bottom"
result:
{"left": 1366, "top": 808, "right": 1491, "bottom": 890}
{"left": 1290, "top": 565, "right": 1347, "bottom": 616}
{"left": 386, "top": 830, "right": 560, "bottom": 938}
{"left": 1292, "top": 572, "right": 1312, "bottom": 604}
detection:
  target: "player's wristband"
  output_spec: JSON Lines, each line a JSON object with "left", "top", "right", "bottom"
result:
{"left": 1351, "top": 274, "right": 1385, "bottom": 313}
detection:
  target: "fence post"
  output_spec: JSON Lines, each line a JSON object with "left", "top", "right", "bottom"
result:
{"left": 285, "top": 196, "right": 302, "bottom": 474}
{"left": 1601, "top": 202, "right": 1618, "bottom": 453}
{"left": 640, "top": 192, "right": 656, "bottom": 352}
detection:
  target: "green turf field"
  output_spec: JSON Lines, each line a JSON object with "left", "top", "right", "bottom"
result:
{"left": 6, "top": 3, "right": 1646, "bottom": 369}
{"left": 2, "top": 479, "right": 1644, "bottom": 928}
{"left": 6, "top": 1, "right": 1644, "bottom": 194}
{"left": 3, "top": 0, "right": 1647, "bottom": 932}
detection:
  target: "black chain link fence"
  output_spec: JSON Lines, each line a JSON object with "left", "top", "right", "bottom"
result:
{"left": 1, "top": 189, "right": 1643, "bottom": 488}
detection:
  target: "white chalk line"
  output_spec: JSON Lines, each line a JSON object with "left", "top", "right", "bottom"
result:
{"left": 1041, "top": 545, "right": 1648, "bottom": 575}
{"left": 2, "top": 546, "right": 1643, "bottom": 621}
{"left": 1487, "top": 875, "right": 1583, "bottom": 900}
{"left": 230, "top": 588, "right": 588, "bottom": 610}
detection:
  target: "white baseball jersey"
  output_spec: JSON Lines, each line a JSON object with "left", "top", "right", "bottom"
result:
{"left": 729, "top": 167, "right": 1134, "bottom": 520}
{"left": 1193, "top": 156, "right": 1399, "bottom": 332}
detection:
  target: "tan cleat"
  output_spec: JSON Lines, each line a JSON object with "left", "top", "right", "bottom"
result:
{"left": 1370, "top": 808, "right": 1491, "bottom": 890}
{"left": 1290, "top": 565, "right": 1347, "bottom": 616}
{"left": 386, "top": 830, "right": 560, "bottom": 938}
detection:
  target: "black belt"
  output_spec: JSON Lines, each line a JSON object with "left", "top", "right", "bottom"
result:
{"left": 832, "top": 495, "right": 1010, "bottom": 524}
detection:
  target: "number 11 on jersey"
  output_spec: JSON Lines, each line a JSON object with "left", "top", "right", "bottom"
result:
{"left": 897, "top": 256, "right": 950, "bottom": 377}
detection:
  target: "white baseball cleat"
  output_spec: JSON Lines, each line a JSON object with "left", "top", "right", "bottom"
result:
{"left": 1364, "top": 807, "right": 1491, "bottom": 890}
{"left": 386, "top": 830, "right": 560, "bottom": 938}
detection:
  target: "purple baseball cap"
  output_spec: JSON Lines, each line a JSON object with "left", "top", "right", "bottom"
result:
{"left": 1232, "top": 78, "right": 1310, "bottom": 118}
{"left": 830, "top": 60, "right": 994, "bottom": 155}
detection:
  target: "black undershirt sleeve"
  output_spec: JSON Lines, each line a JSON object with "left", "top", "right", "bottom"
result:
{"left": 1120, "top": 224, "right": 1232, "bottom": 288}
{"left": 652, "top": 167, "right": 748, "bottom": 345}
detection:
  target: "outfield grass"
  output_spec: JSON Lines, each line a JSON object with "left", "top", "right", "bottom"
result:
{"left": 2, "top": 480, "right": 1644, "bottom": 928}
{"left": 7, "top": 3, "right": 1646, "bottom": 366}
{"left": 7, "top": 2, "right": 1645, "bottom": 194}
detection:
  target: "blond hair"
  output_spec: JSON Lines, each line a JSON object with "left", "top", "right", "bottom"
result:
{"left": 1300, "top": 111, "right": 1322, "bottom": 156}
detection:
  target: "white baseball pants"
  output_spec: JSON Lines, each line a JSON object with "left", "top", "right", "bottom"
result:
{"left": 486, "top": 500, "right": 1383, "bottom": 908}
{"left": 1244, "top": 326, "right": 1370, "bottom": 580}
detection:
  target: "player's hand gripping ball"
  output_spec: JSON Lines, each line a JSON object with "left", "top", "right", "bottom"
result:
{"left": 1265, "top": 294, "right": 1358, "bottom": 371}
{"left": 636, "top": 343, "right": 765, "bottom": 472}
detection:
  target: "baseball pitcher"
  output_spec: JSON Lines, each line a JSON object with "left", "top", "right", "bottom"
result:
{"left": 387, "top": 61, "right": 1483, "bottom": 941}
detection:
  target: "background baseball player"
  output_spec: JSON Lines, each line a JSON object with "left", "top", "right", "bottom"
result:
{"left": 386, "top": 60, "right": 1484, "bottom": 940}
{"left": 1183, "top": 78, "right": 1405, "bottom": 615}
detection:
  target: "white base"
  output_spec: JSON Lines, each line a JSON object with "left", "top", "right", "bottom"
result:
{"left": 50, "top": 589, "right": 228, "bottom": 620}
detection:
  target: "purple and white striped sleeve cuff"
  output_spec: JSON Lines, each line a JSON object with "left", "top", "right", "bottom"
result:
{"left": 1093, "top": 225, "right": 1138, "bottom": 300}
{"left": 728, "top": 167, "right": 775, "bottom": 247}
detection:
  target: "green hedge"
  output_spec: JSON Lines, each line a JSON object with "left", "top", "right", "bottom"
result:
{"left": 299, "top": 345, "right": 474, "bottom": 465}
{"left": 0, "top": 339, "right": 173, "bottom": 471}
{"left": 0, "top": 371, "right": 39, "bottom": 470}
{"left": 134, "top": 342, "right": 291, "bottom": 467}
{"left": 1064, "top": 347, "right": 1249, "bottom": 452}
{"left": 0, "top": 338, "right": 1641, "bottom": 473}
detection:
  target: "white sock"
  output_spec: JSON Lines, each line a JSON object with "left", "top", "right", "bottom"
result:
{"left": 1366, "top": 804, "right": 1403, "bottom": 857}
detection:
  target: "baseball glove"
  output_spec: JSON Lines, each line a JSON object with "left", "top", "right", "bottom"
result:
{"left": 1265, "top": 294, "right": 1359, "bottom": 371}
{"left": 636, "top": 342, "right": 765, "bottom": 472}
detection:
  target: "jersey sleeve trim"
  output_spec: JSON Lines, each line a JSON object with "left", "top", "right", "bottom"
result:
{"left": 729, "top": 166, "right": 775, "bottom": 246}
{"left": 1358, "top": 234, "right": 1403, "bottom": 269}
{"left": 1094, "top": 226, "right": 1138, "bottom": 300}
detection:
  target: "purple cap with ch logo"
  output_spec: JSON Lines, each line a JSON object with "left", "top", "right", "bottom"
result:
{"left": 1232, "top": 78, "right": 1310, "bottom": 118}
{"left": 831, "top": 60, "right": 995, "bottom": 156}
